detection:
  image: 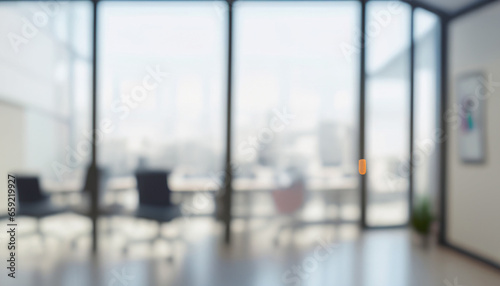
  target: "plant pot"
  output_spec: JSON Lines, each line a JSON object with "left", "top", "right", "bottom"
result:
{"left": 412, "top": 230, "right": 431, "bottom": 249}
{"left": 420, "top": 233, "right": 430, "bottom": 249}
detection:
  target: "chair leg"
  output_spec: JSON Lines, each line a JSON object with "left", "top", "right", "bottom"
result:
{"left": 121, "top": 219, "right": 178, "bottom": 262}
{"left": 34, "top": 217, "right": 65, "bottom": 247}
{"left": 36, "top": 218, "right": 45, "bottom": 245}
{"left": 156, "top": 222, "right": 162, "bottom": 241}
{"left": 150, "top": 222, "right": 161, "bottom": 250}
{"left": 122, "top": 218, "right": 138, "bottom": 256}
{"left": 158, "top": 223, "right": 175, "bottom": 262}
{"left": 155, "top": 222, "right": 177, "bottom": 262}
{"left": 165, "top": 238, "right": 174, "bottom": 263}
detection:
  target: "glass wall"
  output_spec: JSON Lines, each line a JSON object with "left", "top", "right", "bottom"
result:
{"left": 365, "top": 1, "right": 411, "bottom": 226}
{"left": 0, "top": 0, "right": 442, "bottom": 229}
{"left": 98, "top": 2, "right": 227, "bottom": 211}
{"left": 232, "top": 1, "right": 360, "bottom": 222}
{"left": 0, "top": 1, "right": 93, "bottom": 213}
{"left": 413, "top": 8, "right": 440, "bottom": 205}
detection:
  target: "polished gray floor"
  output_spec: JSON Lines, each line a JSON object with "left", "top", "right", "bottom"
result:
{"left": 1, "top": 215, "right": 499, "bottom": 286}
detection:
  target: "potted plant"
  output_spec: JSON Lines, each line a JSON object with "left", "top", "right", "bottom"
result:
{"left": 411, "top": 196, "right": 433, "bottom": 248}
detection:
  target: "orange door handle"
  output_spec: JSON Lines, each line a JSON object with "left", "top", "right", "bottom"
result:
{"left": 359, "top": 159, "right": 366, "bottom": 175}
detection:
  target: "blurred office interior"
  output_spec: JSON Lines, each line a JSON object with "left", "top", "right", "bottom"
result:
{"left": 0, "top": 0, "right": 499, "bottom": 285}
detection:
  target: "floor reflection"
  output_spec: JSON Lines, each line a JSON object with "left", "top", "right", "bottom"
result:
{"left": 0, "top": 216, "right": 499, "bottom": 286}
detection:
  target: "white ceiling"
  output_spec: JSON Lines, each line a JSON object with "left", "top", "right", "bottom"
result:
{"left": 415, "top": 0, "right": 489, "bottom": 14}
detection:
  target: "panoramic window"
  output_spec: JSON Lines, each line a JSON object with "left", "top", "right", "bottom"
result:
{"left": 233, "top": 1, "right": 360, "bottom": 222}
{"left": 0, "top": 1, "right": 93, "bottom": 198}
{"left": 98, "top": 2, "right": 227, "bottom": 196}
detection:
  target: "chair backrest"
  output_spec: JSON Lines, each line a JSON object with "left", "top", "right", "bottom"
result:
{"left": 16, "top": 176, "right": 46, "bottom": 203}
{"left": 271, "top": 179, "right": 305, "bottom": 215}
{"left": 135, "top": 170, "right": 171, "bottom": 207}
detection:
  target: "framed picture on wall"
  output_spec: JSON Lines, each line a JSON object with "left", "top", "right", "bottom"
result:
{"left": 456, "top": 72, "right": 486, "bottom": 163}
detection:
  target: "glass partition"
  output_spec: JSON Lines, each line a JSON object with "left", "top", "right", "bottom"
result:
{"left": 0, "top": 1, "right": 93, "bottom": 213}
{"left": 413, "top": 8, "right": 440, "bottom": 206}
{"left": 365, "top": 1, "right": 411, "bottom": 226}
{"left": 232, "top": 1, "right": 360, "bottom": 223}
{"left": 98, "top": 1, "right": 227, "bottom": 212}
{"left": 0, "top": 0, "right": 442, "bottom": 233}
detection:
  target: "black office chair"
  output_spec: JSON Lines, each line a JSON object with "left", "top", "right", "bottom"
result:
{"left": 123, "top": 170, "right": 182, "bottom": 261}
{"left": 15, "top": 175, "right": 69, "bottom": 240}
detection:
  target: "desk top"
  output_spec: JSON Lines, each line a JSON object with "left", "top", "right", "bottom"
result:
{"left": 44, "top": 175, "right": 358, "bottom": 195}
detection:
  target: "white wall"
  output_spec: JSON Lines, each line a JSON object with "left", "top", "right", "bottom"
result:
{"left": 447, "top": 2, "right": 500, "bottom": 264}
